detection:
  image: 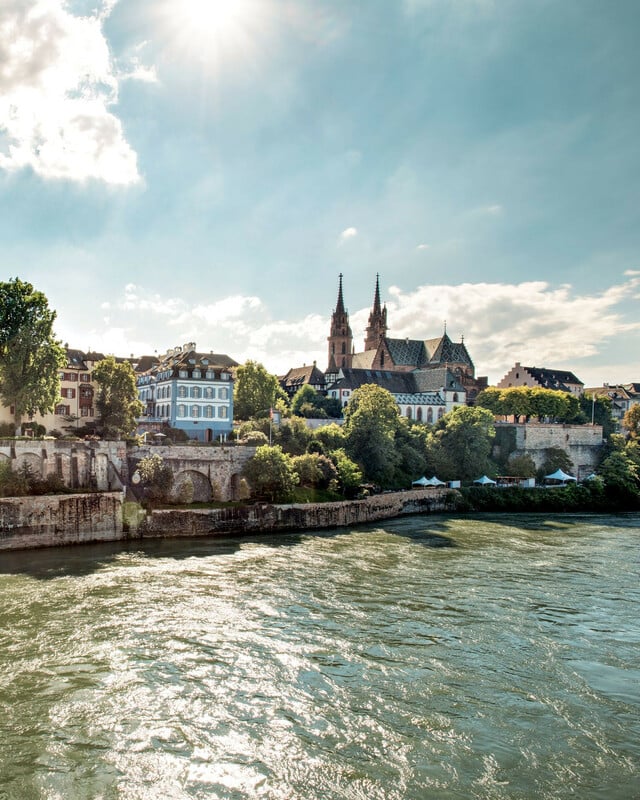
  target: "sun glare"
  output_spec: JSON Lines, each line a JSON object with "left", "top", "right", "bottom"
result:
{"left": 164, "top": 0, "right": 260, "bottom": 62}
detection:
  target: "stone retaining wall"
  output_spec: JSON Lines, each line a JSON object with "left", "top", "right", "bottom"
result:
{"left": 141, "top": 488, "right": 453, "bottom": 539}
{"left": 0, "top": 492, "right": 124, "bottom": 551}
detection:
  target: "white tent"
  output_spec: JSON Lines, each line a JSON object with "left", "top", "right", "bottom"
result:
{"left": 426, "top": 475, "right": 446, "bottom": 486}
{"left": 474, "top": 475, "right": 497, "bottom": 485}
{"left": 411, "top": 476, "right": 429, "bottom": 487}
{"left": 544, "top": 469, "right": 576, "bottom": 483}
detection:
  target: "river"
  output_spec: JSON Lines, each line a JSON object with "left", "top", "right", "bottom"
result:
{"left": 1, "top": 514, "right": 638, "bottom": 799}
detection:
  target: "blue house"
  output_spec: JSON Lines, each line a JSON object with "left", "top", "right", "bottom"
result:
{"left": 137, "top": 343, "right": 238, "bottom": 442}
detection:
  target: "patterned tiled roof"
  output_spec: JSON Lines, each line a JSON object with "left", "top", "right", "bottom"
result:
{"left": 384, "top": 338, "right": 427, "bottom": 366}
{"left": 525, "top": 367, "right": 583, "bottom": 390}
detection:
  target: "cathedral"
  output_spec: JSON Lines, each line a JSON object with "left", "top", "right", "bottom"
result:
{"left": 325, "top": 274, "right": 486, "bottom": 403}
{"left": 281, "top": 275, "right": 486, "bottom": 418}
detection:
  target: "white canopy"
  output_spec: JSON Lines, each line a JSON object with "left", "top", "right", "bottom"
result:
{"left": 544, "top": 469, "right": 576, "bottom": 482}
{"left": 413, "top": 475, "right": 445, "bottom": 486}
{"left": 474, "top": 475, "right": 497, "bottom": 485}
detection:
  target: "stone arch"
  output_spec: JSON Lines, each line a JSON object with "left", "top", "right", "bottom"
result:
{"left": 173, "top": 469, "right": 213, "bottom": 503}
{"left": 16, "top": 451, "right": 43, "bottom": 477}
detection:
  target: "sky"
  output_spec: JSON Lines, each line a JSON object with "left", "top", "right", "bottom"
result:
{"left": 1, "top": 0, "right": 639, "bottom": 387}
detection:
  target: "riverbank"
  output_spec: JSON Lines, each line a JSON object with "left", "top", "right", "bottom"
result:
{"left": 0, "top": 488, "right": 454, "bottom": 551}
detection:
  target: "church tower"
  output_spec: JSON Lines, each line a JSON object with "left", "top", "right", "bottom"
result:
{"left": 363, "top": 273, "right": 388, "bottom": 352}
{"left": 327, "top": 274, "right": 353, "bottom": 372}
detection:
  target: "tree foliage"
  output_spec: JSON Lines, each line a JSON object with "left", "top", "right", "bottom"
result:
{"left": 539, "top": 446, "right": 574, "bottom": 478}
{"left": 0, "top": 278, "right": 66, "bottom": 433}
{"left": 476, "top": 386, "right": 581, "bottom": 423}
{"left": 430, "top": 405, "right": 496, "bottom": 481}
{"left": 137, "top": 453, "right": 174, "bottom": 504}
{"left": 93, "top": 356, "right": 143, "bottom": 439}
{"left": 233, "top": 360, "right": 287, "bottom": 421}
{"left": 623, "top": 404, "right": 640, "bottom": 438}
{"left": 343, "top": 384, "right": 401, "bottom": 485}
{"left": 242, "top": 444, "right": 298, "bottom": 502}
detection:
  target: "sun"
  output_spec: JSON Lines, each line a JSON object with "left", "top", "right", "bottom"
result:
{"left": 162, "top": 0, "right": 260, "bottom": 62}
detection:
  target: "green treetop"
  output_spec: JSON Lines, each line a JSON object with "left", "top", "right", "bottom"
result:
{"left": 93, "top": 356, "right": 143, "bottom": 439}
{"left": 0, "top": 278, "right": 66, "bottom": 435}
{"left": 233, "top": 360, "right": 287, "bottom": 421}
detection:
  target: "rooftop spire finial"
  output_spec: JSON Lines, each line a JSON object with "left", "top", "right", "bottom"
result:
{"left": 336, "top": 273, "right": 346, "bottom": 314}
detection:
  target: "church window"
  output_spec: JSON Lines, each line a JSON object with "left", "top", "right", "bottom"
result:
{"left": 380, "top": 351, "right": 385, "bottom": 367}
{"left": 417, "top": 408, "right": 423, "bottom": 422}
{"left": 427, "top": 408, "right": 433, "bottom": 423}
{"left": 406, "top": 407, "right": 412, "bottom": 419}
{"left": 453, "top": 393, "right": 459, "bottom": 402}
{"left": 341, "top": 342, "right": 346, "bottom": 354}
{"left": 438, "top": 408, "right": 444, "bottom": 419}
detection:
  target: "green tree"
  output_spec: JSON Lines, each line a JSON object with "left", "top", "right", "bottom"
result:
{"left": 580, "top": 393, "right": 615, "bottom": 437}
{"left": 539, "top": 446, "right": 574, "bottom": 478}
{"left": 233, "top": 360, "right": 287, "bottom": 421}
{"left": 507, "top": 453, "right": 537, "bottom": 478}
{"left": 137, "top": 453, "right": 174, "bottom": 505}
{"left": 598, "top": 451, "right": 639, "bottom": 494}
{"left": 343, "top": 384, "right": 401, "bottom": 485}
{"left": 475, "top": 387, "right": 505, "bottom": 417}
{"left": 330, "top": 448, "right": 363, "bottom": 497}
{"left": 242, "top": 444, "right": 298, "bottom": 502}
{"left": 0, "top": 278, "right": 66, "bottom": 434}
{"left": 93, "top": 356, "right": 143, "bottom": 439}
{"left": 433, "top": 405, "right": 496, "bottom": 481}
{"left": 290, "top": 384, "right": 326, "bottom": 418}
{"left": 623, "top": 404, "right": 640, "bottom": 438}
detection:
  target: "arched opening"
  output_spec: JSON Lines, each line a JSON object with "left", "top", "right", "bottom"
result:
{"left": 173, "top": 470, "right": 213, "bottom": 503}
{"left": 417, "top": 407, "right": 423, "bottom": 422}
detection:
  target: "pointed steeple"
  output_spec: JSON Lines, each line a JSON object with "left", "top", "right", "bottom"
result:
{"left": 364, "top": 274, "right": 388, "bottom": 352}
{"left": 327, "top": 274, "right": 353, "bottom": 373}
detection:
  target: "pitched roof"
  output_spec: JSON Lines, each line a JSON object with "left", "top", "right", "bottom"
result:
{"left": 412, "top": 368, "right": 465, "bottom": 393}
{"left": 281, "top": 364, "right": 326, "bottom": 390}
{"left": 384, "top": 338, "right": 427, "bottom": 366}
{"left": 423, "top": 334, "right": 474, "bottom": 369}
{"left": 330, "top": 368, "right": 416, "bottom": 394}
{"left": 524, "top": 367, "right": 583, "bottom": 390}
{"left": 351, "top": 351, "right": 377, "bottom": 369}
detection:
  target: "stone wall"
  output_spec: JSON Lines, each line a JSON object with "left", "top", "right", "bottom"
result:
{"left": 141, "top": 488, "right": 453, "bottom": 539}
{"left": 129, "top": 444, "right": 256, "bottom": 502}
{"left": 0, "top": 492, "right": 124, "bottom": 551}
{"left": 496, "top": 422, "right": 604, "bottom": 477}
{"left": 0, "top": 440, "right": 128, "bottom": 491}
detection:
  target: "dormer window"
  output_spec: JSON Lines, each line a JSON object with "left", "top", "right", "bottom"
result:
{"left": 192, "top": 370, "right": 201, "bottom": 379}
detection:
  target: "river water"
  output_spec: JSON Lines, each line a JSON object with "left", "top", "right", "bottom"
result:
{"left": 0, "top": 514, "right": 639, "bottom": 800}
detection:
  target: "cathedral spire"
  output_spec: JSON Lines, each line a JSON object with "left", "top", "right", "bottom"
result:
{"left": 327, "top": 274, "right": 353, "bottom": 373}
{"left": 336, "top": 272, "right": 346, "bottom": 315}
{"left": 364, "top": 274, "right": 388, "bottom": 352}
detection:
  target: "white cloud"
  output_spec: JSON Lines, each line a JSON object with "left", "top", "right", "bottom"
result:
{"left": 54, "top": 275, "right": 640, "bottom": 385}
{"left": 417, "top": 243, "right": 430, "bottom": 250}
{"left": 339, "top": 227, "right": 358, "bottom": 242}
{"left": 474, "top": 203, "right": 503, "bottom": 216}
{"left": 0, "top": 0, "right": 143, "bottom": 184}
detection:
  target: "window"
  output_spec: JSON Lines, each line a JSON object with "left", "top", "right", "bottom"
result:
{"left": 220, "top": 372, "right": 230, "bottom": 381}
{"left": 192, "top": 370, "right": 201, "bottom": 379}
{"left": 61, "top": 388, "right": 76, "bottom": 399}
{"left": 218, "top": 387, "right": 228, "bottom": 400}
{"left": 406, "top": 407, "right": 412, "bottom": 419}
{"left": 179, "top": 370, "right": 189, "bottom": 378}
{"left": 427, "top": 408, "right": 433, "bottom": 423}
{"left": 178, "top": 386, "right": 187, "bottom": 398}
{"left": 206, "top": 370, "right": 214, "bottom": 380}
{"left": 438, "top": 408, "right": 444, "bottom": 419}
{"left": 55, "top": 404, "right": 70, "bottom": 415}
{"left": 204, "top": 406, "right": 213, "bottom": 418}
{"left": 191, "top": 386, "right": 201, "bottom": 399}
{"left": 417, "top": 407, "right": 423, "bottom": 422}
{"left": 453, "top": 393, "right": 459, "bottom": 403}
{"left": 178, "top": 405, "right": 186, "bottom": 418}
{"left": 192, "top": 405, "right": 200, "bottom": 418}
{"left": 218, "top": 407, "right": 228, "bottom": 419}
{"left": 205, "top": 387, "right": 214, "bottom": 399}
{"left": 80, "top": 373, "right": 91, "bottom": 383}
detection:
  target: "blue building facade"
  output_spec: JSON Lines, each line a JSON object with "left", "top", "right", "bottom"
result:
{"left": 137, "top": 343, "right": 238, "bottom": 442}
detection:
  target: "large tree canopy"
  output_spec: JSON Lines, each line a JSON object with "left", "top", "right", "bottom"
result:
{"left": 233, "top": 360, "right": 287, "bottom": 421}
{"left": 343, "top": 384, "right": 401, "bottom": 485}
{"left": 0, "top": 278, "right": 66, "bottom": 433}
{"left": 431, "top": 405, "right": 496, "bottom": 481}
{"left": 93, "top": 356, "right": 143, "bottom": 439}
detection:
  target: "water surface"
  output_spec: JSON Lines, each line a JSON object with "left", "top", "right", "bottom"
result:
{"left": 1, "top": 513, "right": 639, "bottom": 799}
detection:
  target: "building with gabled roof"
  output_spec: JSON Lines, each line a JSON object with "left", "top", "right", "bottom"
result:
{"left": 327, "top": 367, "right": 466, "bottom": 422}
{"left": 136, "top": 342, "right": 238, "bottom": 442}
{"left": 498, "top": 362, "right": 584, "bottom": 396}
{"left": 280, "top": 363, "right": 326, "bottom": 398}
